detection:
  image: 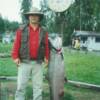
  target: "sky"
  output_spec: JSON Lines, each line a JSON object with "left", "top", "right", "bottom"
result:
{"left": 0, "top": 0, "right": 41, "bottom": 22}
{"left": 0, "top": 0, "right": 74, "bottom": 22}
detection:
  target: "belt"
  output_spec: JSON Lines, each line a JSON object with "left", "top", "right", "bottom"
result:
{"left": 30, "top": 58, "right": 37, "bottom": 61}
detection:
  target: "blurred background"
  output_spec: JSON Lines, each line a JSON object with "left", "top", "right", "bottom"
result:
{"left": 0, "top": 0, "right": 100, "bottom": 100}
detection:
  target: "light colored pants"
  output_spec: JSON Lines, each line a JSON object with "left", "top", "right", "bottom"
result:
{"left": 15, "top": 61, "right": 43, "bottom": 100}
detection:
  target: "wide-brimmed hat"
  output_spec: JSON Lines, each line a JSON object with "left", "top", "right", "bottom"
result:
{"left": 24, "top": 7, "right": 44, "bottom": 20}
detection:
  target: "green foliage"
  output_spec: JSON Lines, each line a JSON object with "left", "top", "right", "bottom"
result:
{"left": 0, "top": 17, "right": 19, "bottom": 34}
{"left": 41, "top": 0, "right": 100, "bottom": 45}
{"left": 0, "top": 43, "right": 12, "bottom": 53}
{"left": 3, "top": 19, "right": 19, "bottom": 32}
{"left": 25, "top": 85, "right": 33, "bottom": 100}
{"left": 0, "top": 15, "right": 5, "bottom": 33}
{"left": 20, "top": 0, "right": 32, "bottom": 23}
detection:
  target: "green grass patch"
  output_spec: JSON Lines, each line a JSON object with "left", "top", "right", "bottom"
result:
{"left": 0, "top": 43, "right": 13, "bottom": 53}
{"left": 0, "top": 44, "right": 100, "bottom": 100}
{"left": 0, "top": 58, "right": 17, "bottom": 76}
{"left": 64, "top": 49, "right": 100, "bottom": 85}
{"left": 64, "top": 84, "right": 100, "bottom": 100}
{"left": 0, "top": 43, "right": 100, "bottom": 85}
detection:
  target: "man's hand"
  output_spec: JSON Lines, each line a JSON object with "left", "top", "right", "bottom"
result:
{"left": 44, "top": 58, "right": 48, "bottom": 67}
{"left": 14, "top": 58, "right": 21, "bottom": 66}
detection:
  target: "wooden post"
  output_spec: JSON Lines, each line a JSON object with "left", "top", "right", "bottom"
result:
{"left": 67, "top": 80, "right": 100, "bottom": 91}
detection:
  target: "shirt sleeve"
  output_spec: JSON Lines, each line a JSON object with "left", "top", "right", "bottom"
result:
{"left": 11, "top": 29, "right": 21, "bottom": 60}
{"left": 45, "top": 32, "right": 50, "bottom": 60}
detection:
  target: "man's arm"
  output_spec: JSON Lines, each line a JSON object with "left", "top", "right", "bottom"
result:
{"left": 11, "top": 29, "right": 21, "bottom": 65}
{"left": 44, "top": 32, "right": 50, "bottom": 64}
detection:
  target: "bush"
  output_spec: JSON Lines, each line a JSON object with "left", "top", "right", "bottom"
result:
{"left": 0, "top": 43, "right": 12, "bottom": 53}
{"left": 25, "top": 86, "right": 33, "bottom": 100}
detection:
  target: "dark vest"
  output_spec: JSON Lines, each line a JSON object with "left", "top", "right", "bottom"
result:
{"left": 19, "top": 25, "right": 47, "bottom": 63}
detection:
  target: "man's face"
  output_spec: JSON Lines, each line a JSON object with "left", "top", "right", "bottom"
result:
{"left": 29, "top": 15, "right": 40, "bottom": 24}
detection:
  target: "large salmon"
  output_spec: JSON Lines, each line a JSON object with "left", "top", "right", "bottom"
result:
{"left": 48, "top": 34, "right": 65, "bottom": 100}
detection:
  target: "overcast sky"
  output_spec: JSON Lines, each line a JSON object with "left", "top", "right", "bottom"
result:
{"left": 0, "top": 0, "right": 41, "bottom": 22}
{"left": 0, "top": 0, "right": 74, "bottom": 22}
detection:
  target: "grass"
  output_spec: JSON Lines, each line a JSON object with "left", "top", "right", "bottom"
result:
{"left": 0, "top": 43, "right": 17, "bottom": 76}
{"left": 0, "top": 43, "right": 100, "bottom": 85}
{"left": 1, "top": 81, "right": 100, "bottom": 100}
{"left": 0, "top": 43, "right": 100, "bottom": 100}
{"left": 64, "top": 49, "right": 100, "bottom": 85}
{"left": 0, "top": 58, "right": 17, "bottom": 76}
{"left": 64, "top": 84, "right": 100, "bottom": 100}
{"left": 0, "top": 43, "right": 12, "bottom": 54}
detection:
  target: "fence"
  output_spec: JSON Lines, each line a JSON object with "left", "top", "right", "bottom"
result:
{"left": 0, "top": 53, "right": 16, "bottom": 100}
{"left": 0, "top": 78, "right": 16, "bottom": 100}
{"left": 0, "top": 77, "right": 35, "bottom": 100}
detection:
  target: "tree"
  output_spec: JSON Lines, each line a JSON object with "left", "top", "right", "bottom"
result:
{"left": 39, "top": 0, "right": 100, "bottom": 45}
{"left": 9, "top": 21, "right": 19, "bottom": 32}
{"left": 40, "top": 0, "right": 55, "bottom": 32}
{"left": 92, "top": 0, "right": 100, "bottom": 31}
{"left": 40, "top": 0, "right": 72, "bottom": 45}
{"left": 3, "top": 19, "right": 19, "bottom": 32}
{"left": 0, "top": 15, "right": 5, "bottom": 33}
{"left": 20, "top": 0, "right": 32, "bottom": 23}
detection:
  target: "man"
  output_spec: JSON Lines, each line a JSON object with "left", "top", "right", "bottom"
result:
{"left": 12, "top": 7, "right": 49, "bottom": 100}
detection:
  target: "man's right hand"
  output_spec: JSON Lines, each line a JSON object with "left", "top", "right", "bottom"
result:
{"left": 14, "top": 58, "right": 21, "bottom": 66}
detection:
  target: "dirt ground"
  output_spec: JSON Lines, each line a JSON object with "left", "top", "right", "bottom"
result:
{"left": 0, "top": 81, "right": 100, "bottom": 100}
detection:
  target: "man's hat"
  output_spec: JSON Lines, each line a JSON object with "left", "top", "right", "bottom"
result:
{"left": 24, "top": 7, "right": 44, "bottom": 20}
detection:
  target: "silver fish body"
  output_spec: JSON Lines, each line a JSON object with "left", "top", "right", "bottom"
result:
{"left": 48, "top": 48, "right": 64, "bottom": 100}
